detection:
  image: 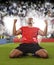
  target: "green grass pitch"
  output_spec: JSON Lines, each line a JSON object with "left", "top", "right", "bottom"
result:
{"left": 0, "top": 42, "right": 54, "bottom": 65}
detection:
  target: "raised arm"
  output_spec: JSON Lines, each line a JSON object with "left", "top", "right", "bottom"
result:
{"left": 13, "top": 19, "right": 22, "bottom": 35}
{"left": 38, "top": 20, "right": 48, "bottom": 36}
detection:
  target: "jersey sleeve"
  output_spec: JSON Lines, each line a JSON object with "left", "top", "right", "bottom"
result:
{"left": 36, "top": 27, "right": 40, "bottom": 31}
{"left": 19, "top": 27, "right": 23, "bottom": 31}
{"left": 36, "top": 27, "right": 40, "bottom": 34}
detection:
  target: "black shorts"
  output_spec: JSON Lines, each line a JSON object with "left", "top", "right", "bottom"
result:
{"left": 15, "top": 43, "right": 43, "bottom": 54}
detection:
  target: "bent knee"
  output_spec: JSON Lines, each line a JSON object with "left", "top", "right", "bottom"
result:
{"left": 35, "top": 53, "right": 48, "bottom": 58}
{"left": 41, "top": 53, "right": 48, "bottom": 58}
{"left": 9, "top": 49, "right": 23, "bottom": 58}
{"left": 9, "top": 54, "right": 15, "bottom": 58}
{"left": 9, "top": 54, "right": 21, "bottom": 58}
{"left": 35, "top": 49, "right": 49, "bottom": 58}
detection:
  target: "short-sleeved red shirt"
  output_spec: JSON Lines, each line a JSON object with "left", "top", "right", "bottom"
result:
{"left": 20, "top": 26, "right": 39, "bottom": 44}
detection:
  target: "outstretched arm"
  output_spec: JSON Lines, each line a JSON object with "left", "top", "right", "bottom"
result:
{"left": 38, "top": 20, "right": 48, "bottom": 36}
{"left": 13, "top": 19, "right": 22, "bottom": 35}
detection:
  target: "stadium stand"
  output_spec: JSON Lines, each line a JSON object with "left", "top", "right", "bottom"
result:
{"left": 0, "top": 0, "right": 54, "bottom": 44}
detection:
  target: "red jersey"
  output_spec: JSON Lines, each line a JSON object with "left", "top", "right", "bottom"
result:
{"left": 20, "top": 26, "right": 39, "bottom": 44}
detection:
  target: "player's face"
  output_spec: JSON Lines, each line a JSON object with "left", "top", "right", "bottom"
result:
{"left": 28, "top": 18, "right": 33, "bottom": 24}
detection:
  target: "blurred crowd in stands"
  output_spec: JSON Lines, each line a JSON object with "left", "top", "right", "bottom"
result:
{"left": 0, "top": 1, "right": 54, "bottom": 16}
{"left": 0, "top": 0, "right": 54, "bottom": 38}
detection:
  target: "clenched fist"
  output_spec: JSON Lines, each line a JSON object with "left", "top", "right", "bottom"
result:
{"left": 14, "top": 19, "right": 17, "bottom": 24}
